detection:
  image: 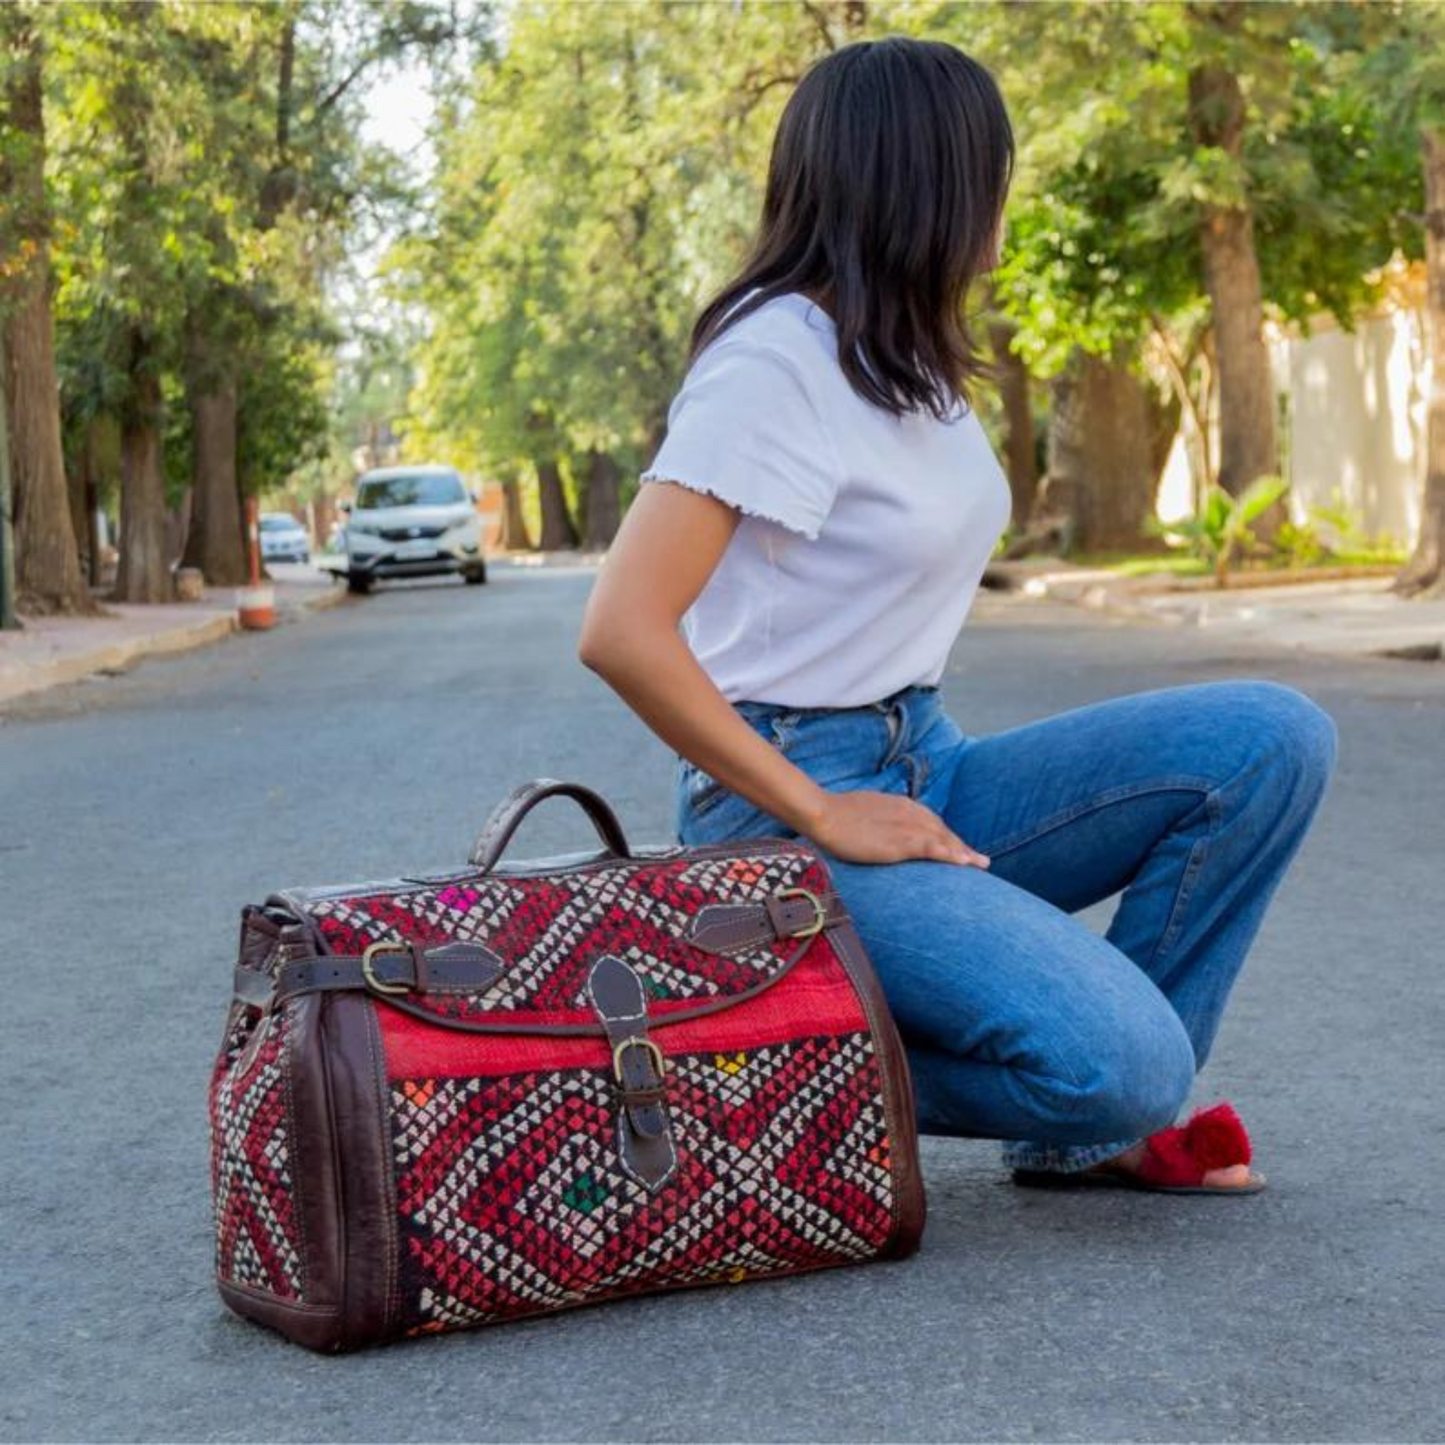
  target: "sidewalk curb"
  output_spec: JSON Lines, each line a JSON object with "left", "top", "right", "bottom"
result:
{"left": 985, "top": 564, "right": 1177, "bottom": 626}
{"left": 986, "top": 561, "right": 1445, "bottom": 662}
{"left": 0, "top": 580, "right": 350, "bottom": 707}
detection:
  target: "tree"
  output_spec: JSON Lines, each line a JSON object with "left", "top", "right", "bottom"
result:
{"left": 1044, "top": 350, "right": 1176, "bottom": 553}
{"left": 1185, "top": 10, "right": 1277, "bottom": 503}
{"left": 1397, "top": 125, "right": 1445, "bottom": 597}
{"left": 180, "top": 3, "right": 477, "bottom": 584}
{"left": 398, "top": 0, "right": 839, "bottom": 545}
{"left": 1371, "top": 0, "right": 1445, "bottom": 597}
{"left": 0, "top": 4, "right": 94, "bottom": 615}
{"left": 957, "top": 1, "right": 1417, "bottom": 551}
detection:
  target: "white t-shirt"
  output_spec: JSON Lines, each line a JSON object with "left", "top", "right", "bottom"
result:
{"left": 639, "top": 290, "right": 1012, "bottom": 708}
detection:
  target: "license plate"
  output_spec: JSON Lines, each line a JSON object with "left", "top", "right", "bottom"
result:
{"left": 396, "top": 539, "right": 435, "bottom": 559}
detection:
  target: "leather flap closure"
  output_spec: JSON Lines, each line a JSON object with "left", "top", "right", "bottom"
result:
{"left": 283, "top": 842, "right": 839, "bottom": 1033}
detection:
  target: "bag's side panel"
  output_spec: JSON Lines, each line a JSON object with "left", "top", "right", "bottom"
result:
{"left": 209, "top": 1004, "right": 306, "bottom": 1303}
{"left": 319, "top": 994, "right": 402, "bottom": 1349}
{"left": 212, "top": 910, "right": 348, "bottom": 1350}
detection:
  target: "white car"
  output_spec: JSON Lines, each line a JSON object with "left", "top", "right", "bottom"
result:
{"left": 259, "top": 512, "right": 311, "bottom": 564}
{"left": 341, "top": 466, "right": 487, "bottom": 594}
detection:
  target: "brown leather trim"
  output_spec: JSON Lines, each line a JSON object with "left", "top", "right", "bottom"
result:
{"left": 688, "top": 891, "right": 849, "bottom": 954}
{"left": 362, "top": 926, "right": 821, "bottom": 1038}
{"left": 825, "top": 917, "right": 927, "bottom": 1259}
{"left": 267, "top": 940, "right": 504, "bottom": 1006}
{"left": 273, "top": 835, "right": 813, "bottom": 910}
{"left": 232, "top": 966, "right": 275, "bottom": 1009}
{"left": 587, "top": 954, "right": 678, "bottom": 1191}
{"left": 467, "top": 778, "right": 632, "bottom": 872}
{"left": 321, "top": 994, "right": 400, "bottom": 1349}
{"left": 281, "top": 994, "right": 345, "bottom": 1312}
{"left": 217, "top": 1277, "right": 346, "bottom": 1353}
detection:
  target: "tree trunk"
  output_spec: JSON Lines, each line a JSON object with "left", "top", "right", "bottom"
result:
{"left": 313, "top": 490, "right": 335, "bottom": 553}
{"left": 115, "top": 359, "right": 172, "bottom": 602}
{"left": 1188, "top": 61, "right": 1280, "bottom": 516}
{"left": 180, "top": 372, "right": 247, "bottom": 585}
{"left": 79, "top": 417, "right": 109, "bottom": 586}
{"left": 1043, "top": 350, "right": 1165, "bottom": 554}
{"left": 498, "top": 477, "right": 532, "bottom": 550}
{"left": 1396, "top": 127, "right": 1445, "bottom": 598}
{"left": 536, "top": 457, "right": 578, "bottom": 551}
{"left": 0, "top": 12, "right": 95, "bottom": 616}
{"left": 987, "top": 305, "right": 1039, "bottom": 527}
{"left": 581, "top": 450, "right": 622, "bottom": 549}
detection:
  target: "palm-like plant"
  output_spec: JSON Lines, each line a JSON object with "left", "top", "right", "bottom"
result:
{"left": 1157, "top": 475, "right": 1291, "bottom": 588}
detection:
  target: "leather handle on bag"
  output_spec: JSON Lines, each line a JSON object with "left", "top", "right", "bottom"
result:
{"left": 467, "top": 778, "right": 632, "bottom": 872}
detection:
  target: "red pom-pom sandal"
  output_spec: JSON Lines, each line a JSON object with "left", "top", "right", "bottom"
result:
{"left": 1012, "top": 1102, "right": 1267, "bottom": 1195}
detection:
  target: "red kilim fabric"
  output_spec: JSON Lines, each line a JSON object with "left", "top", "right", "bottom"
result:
{"left": 306, "top": 849, "right": 827, "bottom": 1024}
{"left": 209, "top": 1007, "right": 304, "bottom": 1301}
{"left": 389, "top": 1032, "right": 894, "bottom": 1332}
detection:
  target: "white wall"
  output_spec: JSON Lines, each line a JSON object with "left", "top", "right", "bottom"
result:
{"left": 1155, "top": 307, "right": 1427, "bottom": 547}
{"left": 1277, "top": 309, "right": 1426, "bottom": 548}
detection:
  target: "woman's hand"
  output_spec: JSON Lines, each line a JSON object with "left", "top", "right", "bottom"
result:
{"left": 804, "top": 788, "right": 991, "bottom": 868}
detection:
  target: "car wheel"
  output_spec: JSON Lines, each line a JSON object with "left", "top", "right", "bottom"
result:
{"left": 463, "top": 563, "right": 488, "bottom": 585}
{"left": 346, "top": 572, "right": 374, "bottom": 595}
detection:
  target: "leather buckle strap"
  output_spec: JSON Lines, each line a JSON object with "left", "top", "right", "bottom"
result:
{"left": 587, "top": 953, "right": 677, "bottom": 1192}
{"left": 361, "top": 940, "right": 416, "bottom": 996}
{"left": 767, "top": 887, "right": 828, "bottom": 939}
{"left": 687, "top": 887, "right": 850, "bottom": 955}
{"left": 234, "top": 940, "right": 505, "bottom": 1008}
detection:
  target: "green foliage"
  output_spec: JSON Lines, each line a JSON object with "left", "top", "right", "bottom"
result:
{"left": 396, "top": 0, "right": 849, "bottom": 484}
{"left": 1271, "top": 518, "right": 1327, "bottom": 570}
{"left": 20, "top": 0, "right": 472, "bottom": 535}
{"left": 975, "top": 2, "right": 1423, "bottom": 379}
{"left": 11, "top": 0, "right": 1436, "bottom": 553}
{"left": 1153, "top": 474, "right": 1290, "bottom": 585}
{"left": 1273, "top": 493, "right": 1408, "bottom": 566}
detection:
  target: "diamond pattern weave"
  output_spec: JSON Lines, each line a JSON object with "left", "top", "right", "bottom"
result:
{"left": 305, "top": 849, "right": 827, "bottom": 1022}
{"left": 390, "top": 1032, "right": 894, "bottom": 1332}
{"left": 209, "top": 1007, "right": 304, "bottom": 1300}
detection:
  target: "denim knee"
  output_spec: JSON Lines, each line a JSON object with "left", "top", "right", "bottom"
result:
{"left": 1043, "top": 1009, "right": 1197, "bottom": 1144}
{"left": 1228, "top": 680, "right": 1339, "bottom": 807}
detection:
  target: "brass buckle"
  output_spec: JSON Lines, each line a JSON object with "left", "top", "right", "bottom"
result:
{"left": 361, "top": 940, "right": 414, "bottom": 997}
{"left": 612, "top": 1036, "right": 667, "bottom": 1085}
{"left": 776, "top": 886, "right": 827, "bottom": 939}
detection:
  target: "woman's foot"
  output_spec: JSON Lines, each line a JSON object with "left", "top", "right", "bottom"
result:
{"left": 1095, "top": 1142, "right": 1257, "bottom": 1191}
{"left": 1013, "top": 1102, "right": 1266, "bottom": 1194}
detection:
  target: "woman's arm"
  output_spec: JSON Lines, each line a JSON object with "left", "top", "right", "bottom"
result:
{"left": 577, "top": 481, "right": 989, "bottom": 868}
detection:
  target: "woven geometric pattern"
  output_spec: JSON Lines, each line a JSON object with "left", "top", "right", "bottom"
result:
{"left": 389, "top": 1032, "right": 894, "bottom": 1333}
{"left": 306, "top": 848, "right": 828, "bottom": 1022}
{"left": 209, "top": 1007, "right": 304, "bottom": 1300}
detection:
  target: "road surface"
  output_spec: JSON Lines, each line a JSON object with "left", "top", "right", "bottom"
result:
{"left": 2, "top": 563, "right": 1441, "bottom": 1442}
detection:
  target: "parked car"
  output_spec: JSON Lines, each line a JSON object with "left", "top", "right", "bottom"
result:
{"left": 259, "top": 511, "right": 311, "bottom": 564}
{"left": 340, "top": 465, "right": 487, "bottom": 594}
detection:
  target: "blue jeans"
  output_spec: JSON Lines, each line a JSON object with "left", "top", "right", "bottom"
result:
{"left": 673, "top": 679, "right": 1338, "bottom": 1172}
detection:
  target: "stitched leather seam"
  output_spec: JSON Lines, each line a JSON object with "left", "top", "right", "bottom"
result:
{"left": 362, "top": 1001, "right": 399, "bottom": 1335}
{"left": 279, "top": 1002, "right": 310, "bottom": 1300}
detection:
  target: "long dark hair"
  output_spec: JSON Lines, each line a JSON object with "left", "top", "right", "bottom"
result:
{"left": 690, "top": 36, "right": 1014, "bottom": 421}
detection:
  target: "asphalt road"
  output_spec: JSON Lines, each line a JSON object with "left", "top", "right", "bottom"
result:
{"left": 2, "top": 562, "right": 1442, "bottom": 1443}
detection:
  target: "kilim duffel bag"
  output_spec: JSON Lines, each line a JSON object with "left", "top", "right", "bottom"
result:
{"left": 210, "top": 778, "right": 925, "bottom": 1351}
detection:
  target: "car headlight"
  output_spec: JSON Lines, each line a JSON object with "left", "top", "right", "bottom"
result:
{"left": 348, "top": 519, "right": 379, "bottom": 536}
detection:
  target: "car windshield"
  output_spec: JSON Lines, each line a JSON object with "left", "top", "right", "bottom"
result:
{"left": 355, "top": 472, "right": 466, "bottom": 509}
{"left": 260, "top": 516, "right": 298, "bottom": 531}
